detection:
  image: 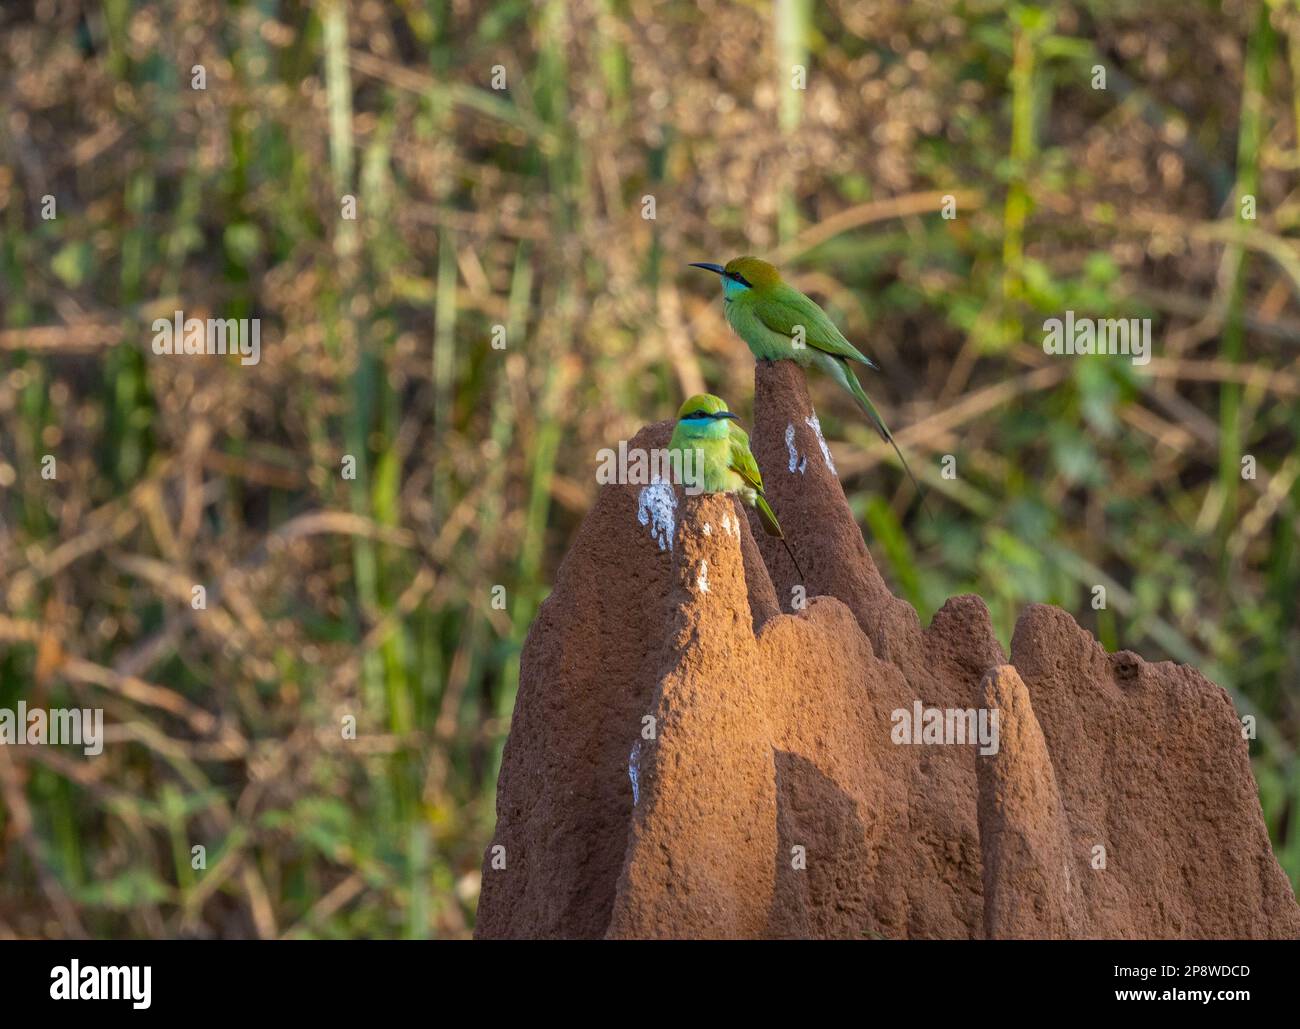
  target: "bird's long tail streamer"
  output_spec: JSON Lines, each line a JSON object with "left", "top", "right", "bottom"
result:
{"left": 780, "top": 536, "right": 805, "bottom": 583}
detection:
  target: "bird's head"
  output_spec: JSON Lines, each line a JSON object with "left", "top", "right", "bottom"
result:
{"left": 675, "top": 393, "right": 740, "bottom": 424}
{"left": 689, "top": 256, "right": 782, "bottom": 298}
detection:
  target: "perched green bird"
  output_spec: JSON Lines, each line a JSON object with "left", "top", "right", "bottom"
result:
{"left": 667, "top": 392, "right": 804, "bottom": 579}
{"left": 690, "top": 256, "right": 925, "bottom": 504}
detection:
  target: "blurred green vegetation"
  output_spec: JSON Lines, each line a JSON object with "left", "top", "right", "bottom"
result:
{"left": 0, "top": 0, "right": 1297, "bottom": 937}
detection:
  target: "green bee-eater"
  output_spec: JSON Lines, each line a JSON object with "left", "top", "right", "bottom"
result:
{"left": 667, "top": 392, "right": 804, "bottom": 579}
{"left": 690, "top": 256, "right": 925, "bottom": 504}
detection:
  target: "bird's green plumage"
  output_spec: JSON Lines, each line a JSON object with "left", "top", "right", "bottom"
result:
{"left": 733, "top": 282, "right": 878, "bottom": 369}
{"left": 727, "top": 423, "right": 784, "bottom": 537}
{"left": 667, "top": 393, "right": 785, "bottom": 539}
{"left": 692, "top": 256, "right": 927, "bottom": 508}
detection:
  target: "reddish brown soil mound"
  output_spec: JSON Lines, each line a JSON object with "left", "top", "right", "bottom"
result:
{"left": 475, "top": 360, "right": 1300, "bottom": 939}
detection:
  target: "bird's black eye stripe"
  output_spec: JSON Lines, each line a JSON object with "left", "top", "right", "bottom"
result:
{"left": 682, "top": 409, "right": 707, "bottom": 419}
{"left": 725, "top": 272, "right": 753, "bottom": 288}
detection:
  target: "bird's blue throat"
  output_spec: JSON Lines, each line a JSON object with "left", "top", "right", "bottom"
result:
{"left": 722, "top": 277, "right": 751, "bottom": 300}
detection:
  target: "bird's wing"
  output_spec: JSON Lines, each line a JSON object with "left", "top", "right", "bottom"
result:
{"left": 727, "top": 425, "right": 765, "bottom": 494}
{"left": 728, "top": 427, "right": 784, "bottom": 537}
{"left": 751, "top": 284, "right": 879, "bottom": 369}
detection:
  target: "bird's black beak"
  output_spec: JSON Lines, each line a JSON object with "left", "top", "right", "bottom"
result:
{"left": 689, "top": 262, "right": 726, "bottom": 276}
{"left": 717, "top": 411, "right": 740, "bottom": 421}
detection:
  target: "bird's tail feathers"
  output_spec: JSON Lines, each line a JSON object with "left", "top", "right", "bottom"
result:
{"left": 754, "top": 494, "right": 783, "bottom": 538}
{"left": 755, "top": 494, "right": 806, "bottom": 582}
{"left": 840, "top": 361, "right": 931, "bottom": 517}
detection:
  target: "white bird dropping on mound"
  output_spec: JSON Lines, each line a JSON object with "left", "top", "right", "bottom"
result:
{"left": 806, "top": 413, "right": 836, "bottom": 476}
{"left": 785, "top": 423, "right": 808, "bottom": 475}
{"left": 637, "top": 480, "right": 676, "bottom": 551}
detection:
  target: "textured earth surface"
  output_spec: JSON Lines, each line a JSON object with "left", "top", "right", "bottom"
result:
{"left": 475, "top": 360, "right": 1300, "bottom": 940}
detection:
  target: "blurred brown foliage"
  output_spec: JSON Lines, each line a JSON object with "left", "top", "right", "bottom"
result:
{"left": 0, "top": 0, "right": 1297, "bottom": 938}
